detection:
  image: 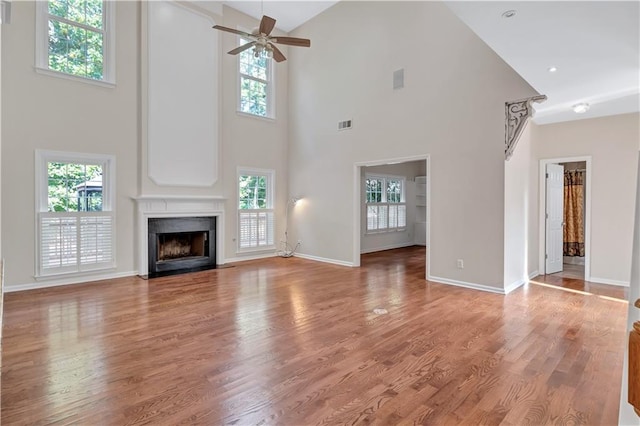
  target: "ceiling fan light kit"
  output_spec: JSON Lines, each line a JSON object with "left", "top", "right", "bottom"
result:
{"left": 212, "top": 15, "right": 311, "bottom": 63}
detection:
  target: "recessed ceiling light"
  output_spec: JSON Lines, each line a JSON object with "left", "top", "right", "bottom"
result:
{"left": 548, "top": 66, "right": 558, "bottom": 73}
{"left": 502, "top": 10, "right": 517, "bottom": 18}
{"left": 572, "top": 103, "right": 590, "bottom": 114}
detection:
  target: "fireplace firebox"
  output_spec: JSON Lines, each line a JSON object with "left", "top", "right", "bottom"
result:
{"left": 148, "top": 217, "right": 216, "bottom": 277}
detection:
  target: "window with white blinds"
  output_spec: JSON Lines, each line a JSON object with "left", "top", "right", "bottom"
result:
{"left": 365, "top": 175, "right": 407, "bottom": 233}
{"left": 238, "top": 168, "right": 275, "bottom": 251}
{"left": 36, "top": 150, "right": 116, "bottom": 277}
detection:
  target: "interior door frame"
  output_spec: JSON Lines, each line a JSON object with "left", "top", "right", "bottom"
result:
{"left": 538, "top": 156, "right": 592, "bottom": 279}
{"left": 352, "top": 155, "right": 430, "bottom": 280}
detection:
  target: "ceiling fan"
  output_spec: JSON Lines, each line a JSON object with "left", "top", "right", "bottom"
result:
{"left": 212, "top": 15, "right": 311, "bottom": 63}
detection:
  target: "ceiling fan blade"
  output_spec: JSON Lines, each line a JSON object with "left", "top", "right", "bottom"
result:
{"left": 259, "top": 15, "right": 277, "bottom": 36}
{"left": 271, "top": 36, "right": 311, "bottom": 48}
{"left": 227, "top": 41, "right": 256, "bottom": 55}
{"left": 270, "top": 43, "right": 287, "bottom": 63}
{"left": 212, "top": 25, "right": 254, "bottom": 39}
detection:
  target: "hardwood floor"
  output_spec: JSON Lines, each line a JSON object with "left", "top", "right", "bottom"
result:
{"left": 1, "top": 246, "right": 628, "bottom": 425}
{"left": 534, "top": 270, "right": 627, "bottom": 301}
{"left": 548, "top": 263, "right": 585, "bottom": 281}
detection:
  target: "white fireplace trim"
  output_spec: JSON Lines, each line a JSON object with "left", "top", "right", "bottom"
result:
{"left": 133, "top": 196, "right": 226, "bottom": 275}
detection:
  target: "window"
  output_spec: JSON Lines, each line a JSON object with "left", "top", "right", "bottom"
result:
{"left": 365, "top": 175, "right": 407, "bottom": 233}
{"left": 238, "top": 38, "right": 273, "bottom": 118}
{"left": 36, "top": 0, "right": 115, "bottom": 84}
{"left": 238, "top": 168, "right": 275, "bottom": 250}
{"left": 36, "top": 150, "right": 116, "bottom": 277}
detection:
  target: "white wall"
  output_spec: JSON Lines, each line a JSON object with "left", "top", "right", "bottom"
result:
{"left": 619, "top": 152, "right": 640, "bottom": 425}
{"left": 0, "top": 12, "right": 3, "bottom": 262}
{"left": 504, "top": 121, "right": 538, "bottom": 290}
{"left": 145, "top": 2, "right": 220, "bottom": 188}
{"left": 360, "top": 161, "right": 423, "bottom": 254}
{"left": 1, "top": 2, "right": 290, "bottom": 288}
{"left": 535, "top": 113, "right": 639, "bottom": 285}
{"left": 2, "top": 1, "right": 139, "bottom": 287}
{"left": 217, "top": 6, "right": 289, "bottom": 262}
{"left": 528, "top": 123, "right": 540, "bottom": 276}
{"left": 288, "top": 1, "right": 537, "bottom": 290}
{"left": 139, "top": 3, "right": 289, "bottom": 264}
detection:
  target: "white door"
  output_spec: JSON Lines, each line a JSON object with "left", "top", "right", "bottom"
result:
{"left": 546, "top": 164, "right": 564, "bottom": 274}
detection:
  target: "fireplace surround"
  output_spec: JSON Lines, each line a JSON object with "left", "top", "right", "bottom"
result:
{"left": 134, "top": 196, "right": 226, "bottom": 277}
{"left": 148, "top": 217, "right": 216, "bottom": 277}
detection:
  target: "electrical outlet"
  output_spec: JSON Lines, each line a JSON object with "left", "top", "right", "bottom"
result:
{"left": 456, "top": 259, "right": 464, "bottom": 269}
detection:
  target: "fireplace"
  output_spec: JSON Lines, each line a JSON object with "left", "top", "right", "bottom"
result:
{"left": 148, "top": 217, "right": 216, "bottom": 277}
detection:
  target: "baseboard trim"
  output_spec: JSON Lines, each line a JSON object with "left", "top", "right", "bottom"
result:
{"left": 589, "top": 276, "right": 630, "bottom": 287}
{"left": 5, "top": 270, "right": 139, "bottom": 293}
{"left": 360, "top": 242, "right": 415, "bottom": 254}
{"left": 528, "top": 270, "right": 539, "bottom": 280}
{"left": 427, "top": 275, "right": 506, "bottom": 295}
{"left": 294, "top": 253, "right": 354, "bottom": 267}
{"left": 505, "top": 278, "right": 526, "bottom": 294}
{"left": 223, "top": 252, "right": 277, "bottom": 264}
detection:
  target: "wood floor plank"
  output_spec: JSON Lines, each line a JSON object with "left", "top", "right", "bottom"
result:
{"left": 1, "top": 246, "right": 628, "bottom": 424}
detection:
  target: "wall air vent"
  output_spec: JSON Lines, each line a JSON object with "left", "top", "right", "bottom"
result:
{"left": 338, "top": 120, "right": 353, "bottom": 131}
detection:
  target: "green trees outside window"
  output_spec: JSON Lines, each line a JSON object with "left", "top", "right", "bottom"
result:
{"left": 239, "top": 175, "right": 268, "bottom": 209}
{"left": 48, "top": 162, "right": 103, "bottom": 212}
{"left": 387, "top": 179, "right": 402, "bottom": 203}
{"left": 365, "top": 178, "right": 383, "bottom": 203}
{"left": 239, "top": 39, "right": 270, "bottom": 117}
{"left": 47, "top": 0, "right": 105, "bottom": 80}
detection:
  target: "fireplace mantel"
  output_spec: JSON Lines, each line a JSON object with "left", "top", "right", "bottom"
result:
{"left": 133, "top": 195, "right": 226, "bottom": 276}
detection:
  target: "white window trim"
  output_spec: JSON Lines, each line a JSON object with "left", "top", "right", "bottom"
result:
{"left": 35, "top": 150, "right": 117, "bottom": 279}
{"left": 365, "top": 173, "right": 407, "bottom": 234}
{"left": 35, "top": 1, "right": 116, "bottom": 87}
{"left": 237, "top": 167, "right": 276, "bottom": 253}
{"left": 237, "top": 33, "right": 275, "bottom": 119}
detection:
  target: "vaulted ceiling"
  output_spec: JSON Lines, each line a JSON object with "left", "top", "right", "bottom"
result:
{"left": 222, "top": 1, "right": 640, "bottom": 125}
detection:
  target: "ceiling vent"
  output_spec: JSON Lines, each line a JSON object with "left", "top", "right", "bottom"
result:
{"left": 338, "top": 119, "right": 352, "bottom": 131}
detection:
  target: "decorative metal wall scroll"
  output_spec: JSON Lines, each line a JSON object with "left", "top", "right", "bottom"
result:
{"left": 505, "top": 95, "right": 547, "bottom": 160}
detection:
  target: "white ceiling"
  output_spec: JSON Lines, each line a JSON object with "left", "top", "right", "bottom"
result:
{"left": 446, "top": 1, "right": 640, "bottom": 124}
{"left": 221, "top": 1, "right": 339, "bottom": 32}
{"left": 221, "top": 1, "right": 640, "bottom": 125}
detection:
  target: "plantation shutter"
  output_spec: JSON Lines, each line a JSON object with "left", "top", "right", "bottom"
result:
{"left": 239, "top": 210, "right": 274, "bottom": 249}
{"left": 40, "top": 215, "right": 78, "bottom": 273}
{"left": 389, "top": 205, "right": 398, "bottom": 229}
{"left": 397, "top": 205, "right": 407, "bottom": 228}
{"left": 367, "top": 205, "right": 378, "bottom": 231}
{"left": 39, "top": 212, "right": 115, "bottom": 276}
{"left": 377, "top": 205, "right": 388, "bottom": 229}
{"left": 80, "top": 215, "right": 114, "bottom": 268}
{"left": 366, "top": 203, "right": 406, "bottom": 232}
